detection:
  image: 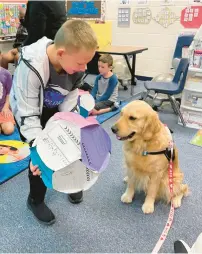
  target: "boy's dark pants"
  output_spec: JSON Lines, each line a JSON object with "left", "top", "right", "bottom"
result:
{"left": 29, "top": 107, "right": 59, "bottom": 203}
{"left": 17, "top": 107, "right": 58, "bottom": 204}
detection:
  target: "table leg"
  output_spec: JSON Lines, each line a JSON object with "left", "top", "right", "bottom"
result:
{"left": 131, "top": 54, "right": 136, "bottom": 95}
{"left": 124, "top": 54, "right": 136, "bottom": 95}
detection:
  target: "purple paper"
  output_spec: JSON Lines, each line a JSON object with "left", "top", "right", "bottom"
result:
{"left": 80, "top": 125, "right": 111, "bottom": 172}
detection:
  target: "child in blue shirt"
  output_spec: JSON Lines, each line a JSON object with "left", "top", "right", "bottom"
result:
{"left": 90, "top": 54, "right": 119, "bottom": 115}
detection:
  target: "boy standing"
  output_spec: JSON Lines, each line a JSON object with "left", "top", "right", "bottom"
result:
{"left": 10, "top": 20, "right": 98, "bottom": 225}
{"left": 23, "top": 1, "right": 66, "bottom": 46}
{"left": 90, "top": 54, "right": 119, "bottom": 115}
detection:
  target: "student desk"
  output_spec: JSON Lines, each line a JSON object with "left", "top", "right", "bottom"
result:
{"left": 97, "top": 45, "right": 148, "bottom": 96}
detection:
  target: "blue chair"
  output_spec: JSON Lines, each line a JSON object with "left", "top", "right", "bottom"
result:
{"left": 147, "top": 34, "right": 194, "bottom": 108}
{"left": 152, "top": 34, "right": 194, "bottom": 83}
{"left": 144, "top": 58, "right": 189, "bottom": 127}
{"left": 173, "top": 34, "right": 194, "bottom": 60}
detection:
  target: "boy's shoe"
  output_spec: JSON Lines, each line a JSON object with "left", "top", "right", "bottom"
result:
{"left": 174, "top": 240, "right": 191, "bottom": 253}
{"left": 68, "top": 191, "right": 83, "bottom": 204}
{"left": 111, "top": 102, "right": 120, "bottom": 112}
{"left": 27, "top": 196, "right": 56, "bottom": 225}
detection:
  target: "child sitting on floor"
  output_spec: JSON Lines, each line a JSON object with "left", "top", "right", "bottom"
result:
{"left": 90, "top": 54, "right": 119, "bottom": 115}
{"left": 0, "top": 51, "right": 15, "bottom": 135}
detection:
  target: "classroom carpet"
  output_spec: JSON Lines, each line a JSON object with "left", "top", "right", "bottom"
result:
{"left": 0, "top": 127, "right": 30, "bottom": 184}
{"left": 0, "top": 82, "right": 201, "bottom": 253}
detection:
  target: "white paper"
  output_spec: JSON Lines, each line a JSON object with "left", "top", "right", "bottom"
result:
{"left": 36, "top": 120, "right": 81, "bottom": 171}
{"left": 52, "top": 160, "right": 99, "bottom": 193}
{"left": 120, "top": 0, "right": 130, "bottom": 4}
{"left": 58, "top": 89, "right": 79, "bottom": 112}
{"left": 137, "top": 0, "right": 148, "bottom": 5}
{"left": 161, "top": 0, "right": 173, "bottom": 5}
{"left": 189, "top": 0, "right": 202, "bottom": 4}
{"left": 80, "top": 94, "right": 95, "bottom": 111}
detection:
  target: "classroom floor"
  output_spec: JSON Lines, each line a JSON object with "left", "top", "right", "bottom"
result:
{"left": 0, "top": 81, "right": 201, "bottom": 253}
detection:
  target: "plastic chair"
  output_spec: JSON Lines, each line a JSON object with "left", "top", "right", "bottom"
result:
{"left": 173, "top": 34, "right": 194, "bottom": 60}
{"left": 144, "top": 58, "right": 189, "bottom": 127}
{"left": 153, "top": 34, "right": 194, "bottom": 83}
{"left": 147, "top": 34, "right": 194, "bottom": 106}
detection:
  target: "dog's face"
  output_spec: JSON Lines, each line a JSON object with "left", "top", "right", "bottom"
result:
{"left": 111, "top": 100, "right": 161, "bottom": 141}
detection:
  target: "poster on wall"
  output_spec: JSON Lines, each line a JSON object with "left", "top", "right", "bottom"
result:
{"left": 0, "top": 2, "right": 26, "bottom": 38}
{"left": 181, "top": 6, "right": 202, "bottom": 28}
{"left": 118, "top": 8, "right": 131, "bottom": 27}
{"left": 132, "top": 8, "right": 152, "bottom": 24}
{"left": 189, "top": 0, "right": 202, "bottom": 4}
{"left": 88, "top": 21, "right": 112, "bottom": 50}
{"left": 66, "top": 0, "right": 102, "bottom": 19}
{"left": 153, "top": 7, "right": 179, "bottom": 28}
{"left": 137, "top": 0, "right": 149, "bottom": 5}
{"left": 120, "top": 0, "right": 130, "bottom": 4}
{"left": 161, "top": 0, "right": 174, "bottom": 6}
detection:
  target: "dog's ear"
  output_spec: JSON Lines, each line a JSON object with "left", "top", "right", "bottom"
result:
{"left": 142, "top": 112, "right": 161, "bottom": 140}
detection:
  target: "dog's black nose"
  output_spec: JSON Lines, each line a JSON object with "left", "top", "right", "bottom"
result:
{"left": 111, "top": 126, "right": 118, "bottom": 134}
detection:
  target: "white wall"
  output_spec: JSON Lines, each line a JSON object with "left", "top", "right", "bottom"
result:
{"left": 1, "top": 1, "right": 200, "bottom": 78}
{"left": 105, "top": 0, "right": 199, "bottom": 78}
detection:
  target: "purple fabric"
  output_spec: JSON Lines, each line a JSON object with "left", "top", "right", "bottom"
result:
{"left": 81, "top": 125, "right": 111, "bottom": 172}
{"left": 0, "top": 68, "right": 12, "bottom": 111}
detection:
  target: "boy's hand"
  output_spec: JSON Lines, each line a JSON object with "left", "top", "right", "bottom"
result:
{"left": 2, "top": 108, "right": 12, "bottom": 118}
{"left": 90, "top": 109, "right": 99, "bottom": 116}
{"left": 30, "top": 161, "right": 41, "bottom": 176}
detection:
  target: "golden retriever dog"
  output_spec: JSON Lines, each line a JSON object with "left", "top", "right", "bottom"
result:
{"left": 111, "top": 100, "right": 189, "bottom": 214}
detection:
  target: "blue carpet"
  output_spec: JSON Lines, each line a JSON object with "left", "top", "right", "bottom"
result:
{"left": 0, "top": 83, "right": 201, "bottom": 253}
{"left": 0, "top": 127, "right": 30, "bottom": 184}
{"left": 97, "top": 101, "right": 128, "bottom": 124}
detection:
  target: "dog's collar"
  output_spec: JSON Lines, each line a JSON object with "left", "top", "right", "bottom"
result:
{"left": 142, "top": 125, "right": 175, "bottom": 161}
{"left": 142, "top": 148, "right": 175, "bottom": 161}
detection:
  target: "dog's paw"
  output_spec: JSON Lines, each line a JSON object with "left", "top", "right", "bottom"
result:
{"left": 142, "top": 202, "right": 154, "bottom": 214}
{"left": 123, "top": 176, "right": 128, "bottom": 183}
{"left": 172, "top": 196, "right": 182, "bottom": 208}
{"left": 121, "top": 193, "right": 133, "bottom": 203}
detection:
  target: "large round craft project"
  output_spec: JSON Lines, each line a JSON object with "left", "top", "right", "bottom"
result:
{"left": 30, "top": 112, "right": 111, "bottom": 194}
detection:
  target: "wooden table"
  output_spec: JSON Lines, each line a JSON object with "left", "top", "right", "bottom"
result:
{"left": 97, "top": 46, "right": 148, "bottom": 96}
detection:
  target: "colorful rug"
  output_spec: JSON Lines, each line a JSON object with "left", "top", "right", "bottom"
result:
{"left": 190, "top": 130, "right": 202, "bottom": 148}
{"left": 0, "top": 127, "right": 30, "bottom": 184}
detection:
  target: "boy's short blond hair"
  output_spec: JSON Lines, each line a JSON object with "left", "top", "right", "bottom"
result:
{"left": 54, "top": 20, "right": 98, "bottom": 51}
{"left": 99, "top": 54, "right": 113, "bottom": 67}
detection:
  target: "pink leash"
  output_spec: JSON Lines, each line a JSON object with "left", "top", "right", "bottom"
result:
{"left": 151, "top": 132, "right": 175, "bottom": 253}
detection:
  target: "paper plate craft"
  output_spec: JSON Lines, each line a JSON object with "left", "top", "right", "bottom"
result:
{"left": 78, "top": 93, "right": 95, "bottom": 118}
{"left": 58, "top": 89, "right": 95, "bottom": 118}
{"left": 30, "top": 112, "right": 111, "bottom": 194}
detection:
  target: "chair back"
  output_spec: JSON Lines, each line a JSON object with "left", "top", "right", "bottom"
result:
{"left": 173, "top": 34, "right": 194, "bottom": 59}
{"left": 172, "top": 58, "right": 189, "bottom": 94}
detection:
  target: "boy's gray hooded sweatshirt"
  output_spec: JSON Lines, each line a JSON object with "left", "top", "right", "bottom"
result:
{"left": 10, "top": 37, "right": 83, "bottom": 143}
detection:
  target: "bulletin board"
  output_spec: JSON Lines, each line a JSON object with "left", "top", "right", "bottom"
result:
{"left": 87, "top": 21, "right": 112, "bottom": 50}
{"left": 0, "top": 2, "right": 25, "bottom": 38}
{"left": 66, "top": 0, "right": 102, "bottom": 19}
